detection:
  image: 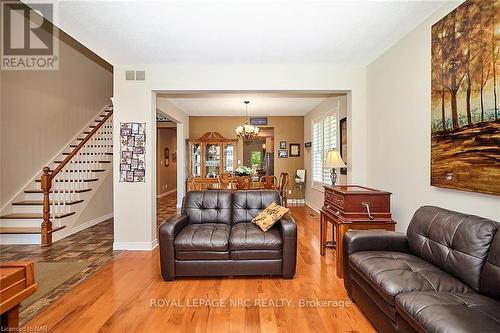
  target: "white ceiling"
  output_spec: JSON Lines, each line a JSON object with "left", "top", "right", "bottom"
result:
{"left": 43, "top": 0, "right": 446, "bottom": 66}
{"left": 165, "top": 96, "right": 328, "bottom": 116}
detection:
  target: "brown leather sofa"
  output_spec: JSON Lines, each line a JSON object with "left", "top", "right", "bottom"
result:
{"left": 343, "top": 206, "right": 500, "bottom": 333}
{"left": 159, "top": 190, "right": 297, "bottom": 280}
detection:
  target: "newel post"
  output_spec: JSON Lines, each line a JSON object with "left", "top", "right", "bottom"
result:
{"left": 41, "top": 167, "right": 52, "bottom": 246}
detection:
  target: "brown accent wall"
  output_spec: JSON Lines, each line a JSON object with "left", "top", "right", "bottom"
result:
{"left": 157, "top": 128, "right": 177, "bottom": 196}
{"left": 0, "top": 11, "right": 113, "bottom": 207}
{"left": 189, "top": 116, "right": 304, "bottom": 182}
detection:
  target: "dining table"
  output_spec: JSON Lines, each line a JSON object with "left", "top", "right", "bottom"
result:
{"left": 207, "top": 182, "right": 265, "bottom": 190}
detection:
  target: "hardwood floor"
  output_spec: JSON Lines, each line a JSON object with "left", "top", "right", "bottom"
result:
{"left": 23, "top": 206, "right": 375, "bottom": 333}
{"left": 0, "top": 220, "right": 121, "bottom": 324}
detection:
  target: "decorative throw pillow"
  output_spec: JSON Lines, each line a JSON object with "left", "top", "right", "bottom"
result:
{"left": 252, "top": 202, "right": 290, "bottom": 232}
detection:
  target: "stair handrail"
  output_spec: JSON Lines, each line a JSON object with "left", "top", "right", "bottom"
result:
{"left": 40, "top": 107, "right": 113, "bottom": 245}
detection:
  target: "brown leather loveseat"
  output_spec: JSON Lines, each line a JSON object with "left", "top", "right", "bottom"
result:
{"left": 343, "top": 206, "right": 500, "bottom": 333}
{"left": 159, "top": 190, "right": 297, "bottom": 281}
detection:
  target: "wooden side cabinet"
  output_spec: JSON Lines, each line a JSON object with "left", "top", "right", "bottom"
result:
{"left": 0, "top": 262, "right": 37, "bottom": 331}
{"left": 320, "top": 185, "right": 396, "bottom": 278}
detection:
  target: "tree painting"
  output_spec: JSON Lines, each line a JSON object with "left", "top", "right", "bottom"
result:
{"left": 431, "top": 0, "right": 500, "bottom": 196}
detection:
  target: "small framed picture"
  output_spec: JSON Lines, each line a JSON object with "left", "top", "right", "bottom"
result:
{"left": 289, "top": 143, "right": 300, "bottom": 157}
{"left": 164, "top": 148, "right": 169, "bottom": 166}
{"left": 279, "top": 141, "right": 287, "bottom": 149}
{"left": 278, "top": 149, "right": 288, "bottom": 158}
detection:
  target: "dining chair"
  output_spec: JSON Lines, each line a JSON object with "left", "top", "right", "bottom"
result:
{"left": 191, "top": 178, "right": 203, "bottom": 191}
{"left": 218, "top": 173, "right": 234, "bottom": 190}
{"left": 236, "top": 176, "right": 252, "bottom": 190}
{"left": 259, "top": 175, "right": 278, "bottom": 189}
{"left": 278, "top": 172, "right": 290, "bottom": 207}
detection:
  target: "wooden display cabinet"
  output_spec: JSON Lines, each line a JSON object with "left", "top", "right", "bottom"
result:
{"left": 187, "top": 132, "right": 238, "bottom": 191}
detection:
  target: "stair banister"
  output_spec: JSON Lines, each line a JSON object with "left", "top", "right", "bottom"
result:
{"left": 40, "top": 109, "right": 113, "bottom": 246}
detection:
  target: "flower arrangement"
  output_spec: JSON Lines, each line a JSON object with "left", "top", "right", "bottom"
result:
{"left": 234, "top": 166, "right": 253, "bottom": 176}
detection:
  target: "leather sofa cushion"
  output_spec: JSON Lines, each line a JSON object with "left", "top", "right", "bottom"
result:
{"left": 174, "top": 223, "right": 230, "bottom": 252}
{"left": 351, "top": 268, "right": 399, "bottom": 321}
{"left": 176, "top": 251, "right": 230, "bottom": 260}
{"left": 229, "top": 223, "right": 282, "bottom": 251}
{"left": 396, "top": 291, "right": 500, "bottom": 333}
{"left": 407, "top": 206, "right": 498, "bottom": 291}
{"left": 232, "top": 190, "right": 281, "bottom": 224}
{"left": 230, "top": 250, "right": 282, "bottom": 260}
{"left": 182, "top": 191, "right": 232, "bottom": 225}
{"left": 481, "top": 228, "right": 500, "bottom": 299}
{"left": 350, "top": 251, "right": 471, "bottom": 306}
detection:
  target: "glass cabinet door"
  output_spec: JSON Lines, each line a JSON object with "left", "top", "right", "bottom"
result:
{"left": 204, "top": 143, "right": 221, "bottom": 178}
{"left": 224, "top": 143, "right": 235, "bottom": 173}
{"left": 190, "top": 143, "right": 201, "bottom": 177}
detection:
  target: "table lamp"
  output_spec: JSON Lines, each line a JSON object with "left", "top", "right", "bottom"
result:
{"left": 324, "top": 150, "right": 346, "bottom": 186}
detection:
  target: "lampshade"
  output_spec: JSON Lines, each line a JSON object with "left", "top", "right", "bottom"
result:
{"left": 324, "top": 150, "right": 346, "bottom": 168}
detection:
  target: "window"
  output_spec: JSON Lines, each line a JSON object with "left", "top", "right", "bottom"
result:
{"left": 312, "top": 111, "right": 338, "bottom": 189}
{"left": 250, "top": 151, "right": 262, "bottom": 170}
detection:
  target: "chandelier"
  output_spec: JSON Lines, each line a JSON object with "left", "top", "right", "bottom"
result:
{"left": 235, "top": 101, "right": 260, "bottom": 140}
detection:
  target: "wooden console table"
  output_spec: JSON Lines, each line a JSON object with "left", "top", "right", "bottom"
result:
{"left": 0, "top": 262, "right": 37, "bottom": 331}
{"left": 320, "top": 185, "right": 395, "bottom": 278}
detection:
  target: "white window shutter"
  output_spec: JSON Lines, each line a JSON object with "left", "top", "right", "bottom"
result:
{"left": 311, "top": 105, "right": 338, "bottom": 189}
{"left": 312, "top": 118, "right": 324, "bottom": 189}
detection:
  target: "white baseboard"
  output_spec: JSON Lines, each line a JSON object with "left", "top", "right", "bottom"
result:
{"left": 72, "top": 213, "right": 113, "bottom": 234}
{"left": 113, "top": 240, "right": 157, "bottom": 251}
{"left": 157, "top": 188, "right": 177, "bottom": 199}
{"left": 305, "top": 200, "right": 321, "bottom": 213}
{"left": 287, "top": 198, "right": 305, "bottom": 204}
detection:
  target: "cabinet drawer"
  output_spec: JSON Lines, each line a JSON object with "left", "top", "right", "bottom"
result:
{"left": 323, "top": 205, "right": 342, "bottom": 219}
{"left": 325, "top": 190, "right": 344, "bottom": 209}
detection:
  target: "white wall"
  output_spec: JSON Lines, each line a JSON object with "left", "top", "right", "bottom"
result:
{"left": 366, "top": 1, "right": 500, "bottom": 232}
{"left": 113, "top": 64, "right": 367, "bottom": 249}
{"left": 304, "top": 95, "right": 348, "bottom": 211}
{"left": 71, "top": 171, "right": 113, "bottom": 231}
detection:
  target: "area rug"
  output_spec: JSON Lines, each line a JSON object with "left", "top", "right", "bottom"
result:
{"left": 21, "top": 261, "right": 90, "bottom": 310}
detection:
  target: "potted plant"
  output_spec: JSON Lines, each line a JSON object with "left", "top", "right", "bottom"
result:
{"left": 234, "top": 166, "right": 252, "bottom": 176}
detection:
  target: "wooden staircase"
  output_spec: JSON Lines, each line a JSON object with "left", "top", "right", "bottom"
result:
{"left": 0, "top": 105, "right": 113, "bottom": 245}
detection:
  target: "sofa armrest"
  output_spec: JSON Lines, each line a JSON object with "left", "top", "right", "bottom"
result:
{"left": 277, "top": 214, "right": 297, "bottom": 278}
{"left": 343, "top": 230, "right": 409, "bottom": 297}
{"left": 344, "top": 230, "right": 409, "bottom": 255}
{"left": 159, "top": 214, "right": 190, "bottom": 281}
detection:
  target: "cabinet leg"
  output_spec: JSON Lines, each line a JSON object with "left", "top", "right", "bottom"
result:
{"left": 1, "top": 305, "right": 19, "bottom": 332}
{"left": 336, "top": 225, "right": 347, "bottom": 278}
{"left": 320, "top": 213, "right": 325, "bottom": 256}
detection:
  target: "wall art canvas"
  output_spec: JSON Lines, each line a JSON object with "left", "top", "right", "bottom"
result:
{"left": 431, "top": 0, "right": 500, "bottom": 196}
{"left": 120, "top": 122, "right": 146, "bottom": 182}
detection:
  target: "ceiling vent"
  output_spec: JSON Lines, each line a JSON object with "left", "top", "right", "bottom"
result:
{"left": 125, "top": 70, "right": 146, "bottom": 80}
